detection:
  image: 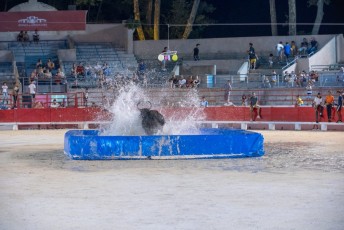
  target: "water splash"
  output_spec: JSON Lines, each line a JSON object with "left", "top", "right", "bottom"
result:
{"left": 101, "top": 82, "right": 205, "bottom": 136}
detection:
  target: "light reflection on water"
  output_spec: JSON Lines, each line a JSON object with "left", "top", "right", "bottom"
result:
{"left": 16, "top": 142, "right": 344, "bottom": 173}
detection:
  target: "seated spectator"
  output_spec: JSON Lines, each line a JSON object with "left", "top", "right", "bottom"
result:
{"left": 37, "top": 67, "right": 44, "bottom": 78}
{"left": 43, "top": 68, "right": 52, "bottom": 79}
{"left": 55, "top": 68, "right": 65, "bottom": 84}
{"left": 271, "top": 70, "right": 277, "bottom": 88}
{"left": 23, "top": 31, "right": 29, "bottom": 42}
{"left": 71, "top": 63, "right": 77, "bottom": 78}
{"left": 102, "top": 63, "right": 111, "bottom": 76}
{"left": 17, "top": 31, "right": 24, "bottom": 42}
{"left": 295, "top": 95, "right": 304, "bottom": 107}
{"left": 200, "top": 96, "right": 208, "bottom": 107}
{"left": 138, "top": 61, "right": 146, "bottom": 75}
{"left": 178, "top": 76, "right": 186, "bottom": 88}
{"left": 171, "top": 76, "right": 178, "bottom": 88}
{"left": 36, "top": 59, "right": 43, "bottom": 69}
{"left": 308, "top": 37, "right": 319, "bottom": 54}
{"left": 186, "top": 76, "right": 194, "bottom": 88}
{"left": 46, "top": 59, "right": 55, "bottom": 71}
{"left": 33, "top": 101, "right": 44, "bottom": 109}
{"left": 298, "top": 38, "right": 309, "bottom": 55}
{"left": 76, "top": 63, "right": 85, "bottom": 76}
{"left": 30, "top": 69, "right": 38, "bottom": 82}
{"left": 33, "top": 29, "right": 40, "bottom": 43}
{"left": 50, "top": 99, "right": 60, "bottom": 108}
{"left": 291, "top": 41, "right": 297, "bottom": 56}
{"left": 193, "top": 76, "right": 200, "bottom": 88}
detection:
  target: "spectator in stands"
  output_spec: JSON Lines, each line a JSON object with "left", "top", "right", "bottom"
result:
{"left": 55, "top": 68, "right": 65, "bottom": 84}
{"left": 102, "top": 63, "right": 111, "bottom": 76}
{"left": 193, "top": 44, "right": 200, "bottom": 61}
{"left": 268, "top": 53, "right": 274, "bottom": 68}
{"left": 193, "top": 76, "right": 200, "bottom": 88}
{"left": 161, "top": 47, "right": 168, "bottom": 70}
{"left": 50, "top": 99, "right": 60, "bottom": 108}
{"left": 242, "top": 94, "right": 247, "bottom": 106}
{"left": 276, "top": 41, "right": 284, "bottom": 62}
{"left": 33, "top": 29, "right": 40, "bottom": 43}
{"left": 171, "top": 75, "right": 179, "bottom": 88}
{"left": 23, "top": 31, "right": 29, "bottom": 42}
{"left": 71, "top": 63, "right": 77, "bottom": 78}
{"left": 178, "top": 76, "right": 186, "bottom": 88}
{"left": 138, "top": 61, "right": 146, "bottom": 75}
{"left": 308, "top": 37, "right": 319, "bottom": 54}
{"left": 37, "top": 67, "right": 44, "bottom": 78}
{"left": 28, "top": 81, "right": 36, "bottom": 103}
{"left": 84, "top": 88, "right": 89, "bottom": 107}
{"left": 2, "top": 82, "right": 9, "bottom": 104}
{"left": 249, "top": 92, "right": 261, "bottom": 121}
{"left": 262, "top": 75, "right": 271, "bottom": 88}
{"left": 200, "top": 96, "right": 208, "bottom": 107}
{"left": 224, "top": 80, "right": 232, "bottom": 103}
{"left": 284, "top": 42, "right": 291, "bottom": 63}
{"left": 270, "top": 70, "right": 277, "bottom": 88}
{"left": 46, "top": 59, "right": 55, "bottom": 71}
{"left": 186, "top": 76, "right": 194, "bottom": 88}
{"left": 336, "top": 90, "right": 343, "bottom": 123}
{"left": 295, "top": 95, "right": 304, "bottom": 107}
{"left": 43, "top": 68, "right": 52, "bottom": 79}
{"left": 36, "top": 59, "right": 43, "bottom": 69}
{"left": 291, "top": 41, "right": 298, "bottom": 57}
{"left": 306, "top": 82, "right": 313, "bottom": 101}
{"left": 312, "top": 92, "right": 324, "bottom": 124}
{"left": 76, "top": 63, "right": 85, "bottom": 77}
{"left": 17, "top": 31, "right": 24, "bottom": 42}
{"left": 248, "top": 43, "right": 257, "bottom": 69}
{"left": 33, "top": 101, "right": 44, "bottom": 109}
{"left": 298, "top": 38, "right": 309, "bottom": 55}
{"left": 12, "top": 82, "right": 20, "bottom": 109}
{"left": 325, "top": 90, "right": 334, "bottom": 122}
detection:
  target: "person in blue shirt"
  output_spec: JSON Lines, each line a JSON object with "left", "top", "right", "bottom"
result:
{"left": 200, "top": 96, "right": 208, "bottom": 107}
{"left": 336, "top": 90, "right": 343, "bottom": 123}
{"left": 284, "top": 42, "right": 291, "bottom": 63}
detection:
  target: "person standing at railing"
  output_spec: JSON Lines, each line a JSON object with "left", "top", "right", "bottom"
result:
{"left": 2, "top": 82, "right": 9, "bottom": 105}
{"left": 284, "top": 42, "right": 291, "bottom": 63}
{"left": 312, "top": 92, "right": 324, "bottom": 124}
{"left": 193, "top": 44, "right": 200, "bottom": 61}
{"left": 335, "top": 90, "right": 343, "bottom": 123}
{"left": 28, "top": 81, "right": 36, "bottom": 105}
{"left": 308, "top": 37, "right": 319, "bottom": 54}
{"left": 12, "top": 82, "right": 20, "bottom": 109}
{"left": 325, "top": 91, "right": 334, "bottom": 122}
{"left": 249, "top": 92, "right": 261, "bottom": 121}
{"left": 224, "top": 80, "right": 232, "bottom": 104}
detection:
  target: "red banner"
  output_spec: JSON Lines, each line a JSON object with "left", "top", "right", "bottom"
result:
{"left": 0, "top": 11, "right": 87, "bottom": 32}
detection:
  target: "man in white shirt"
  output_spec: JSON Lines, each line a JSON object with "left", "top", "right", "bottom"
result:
{"left": 276, "top": 41, "right": 284, "bottom": 62}
{"left": 28, "top": 81, "right": 36, "bottom": 103}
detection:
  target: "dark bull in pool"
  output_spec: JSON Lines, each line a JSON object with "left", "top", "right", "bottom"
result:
{"left": 138, "top": 101, "right": 165, "bottom": 135}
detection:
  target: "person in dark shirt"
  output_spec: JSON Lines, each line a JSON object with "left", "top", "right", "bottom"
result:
{"left": 336, "top": 90, "right": 343, "bottom": 123}
{"left": 308, "top": 37, "right": 319, "bottom": 54}
{"left": 193, "top": 44, "right": 200, "bottom": 61}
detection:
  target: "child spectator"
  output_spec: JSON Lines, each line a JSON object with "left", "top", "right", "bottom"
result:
{"left": 295, "top": 95, "right": 304, "bottom": 107}
{"left": 2, "top": 82, "right": 8, "bottom": 104}
{"left": 268, "top": 53, "right": 274, "bottom": 68}
{"left": 200, "top": 96, "right": 208, "bottom": 107}
{"left": 33, "top": 29, "right": 40, "bottom": 43}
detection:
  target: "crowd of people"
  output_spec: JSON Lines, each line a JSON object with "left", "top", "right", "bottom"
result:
{"left": 17, "top": 29, "right": 40, "bottom": 43}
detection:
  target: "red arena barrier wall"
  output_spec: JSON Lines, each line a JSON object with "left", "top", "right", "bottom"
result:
{"left": 0, "top": 106, "right": 332, "bottom": 123}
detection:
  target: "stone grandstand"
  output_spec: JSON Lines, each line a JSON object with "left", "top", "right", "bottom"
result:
{"left": 0, "top": 21, "right": 344, "bottom": 107}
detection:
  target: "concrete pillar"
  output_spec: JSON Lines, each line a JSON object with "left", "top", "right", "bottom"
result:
{"left": 211, "top": 123, "right": 218, "bottom": 128}
{"left": 295, "top": 123, "right": 301, "bottom": 130}
{"left": 321, "top": 124, "right": 327, "bottom": 131}
{"left": 241, "top": 123, "right": 247, "bottom": 130}
{"left": 268, "top": 123, "right": 275, "bottom": 130}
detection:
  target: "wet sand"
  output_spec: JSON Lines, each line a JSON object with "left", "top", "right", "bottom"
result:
{"left": 0, "top": 130, "right": 343, "bottom": 230}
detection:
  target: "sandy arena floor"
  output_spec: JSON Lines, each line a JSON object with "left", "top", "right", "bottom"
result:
{"left": 0, "top": 130, "right": 343, "bottom": 230}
